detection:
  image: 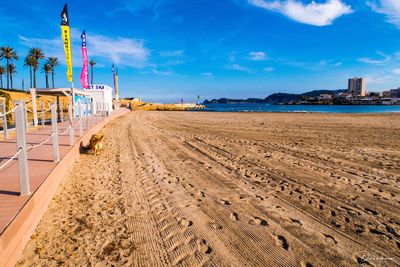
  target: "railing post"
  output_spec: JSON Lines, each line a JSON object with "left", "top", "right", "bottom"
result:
{"left": 14, "top": 101, "right": 30, "bottom": 195}
{"left": 41, "top": 102, "right": 45, "bottom": 127}
{"left": 51, "top": 103, "right": 60, "bottom": 162}
{"left": 59, "top": 102, "right": 64, "bottom": 122}
{"left": 30, "top": 88, "right": 38, "bottom": 126}
{"left": 1, "top": 101, "right": 8, "bottom": 139}
{"left": 91, "top": 101, "right": 95, "bottom": 126}
{"left": 99, "top": 102, "right": 102, "bottom": 118}
{"left": 85, "top": 103, "right": 89, "bottom": 128}
{"left": 98, "top": 102, "right": 101, "bottom": 118}
{"left": 78, "top": 101, "right": 83, "bottom": 137}
{"left": 68, "top": 103, "right": 75, "bottom": 146}
{"left": 95, "top": 102, "right": 99, "bottom": 122}
{"left": 25, "top": 106, "right": 28, "bottom": 133}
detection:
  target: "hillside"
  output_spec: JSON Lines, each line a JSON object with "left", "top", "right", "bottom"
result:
{"left": 203, "top": 89, "right": 347, "bottom": 104}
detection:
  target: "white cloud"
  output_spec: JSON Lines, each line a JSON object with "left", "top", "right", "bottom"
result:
{"left": 393, "top": 68, "right": 400, "bottom": 74}
{"left": 151, "top": 69, "right": 174, "bottom": 76}
{"left": 364, "top": 74, "right": 392, "bottom": 85}
{"left": 367, "top": 0, "right": 400, "bottom": 28}
{"left": 202, "top": 72, "right": 214, "bottom": 77}
{"left": 18, "top": 28, "right": 150, "bottom": 68}
{"left": 248, "top": 0, "right": 353, "bottom": 26}
{"left": 264, "top": 66, "right": 274, "bottom": 72}
{"left": 141, "top": 69, "right": 174, "bottom": 76}
{"left": 229, "top": 64, "right": 251, "bottom": 72}
{"left": 159, "top": 50, "right": 184, "bottom": 57}
{"left": 249, "top": 51, "right": 267, "bottom": 61}
{"left": 358, "top": 51, "right": 391, "bottom": 65}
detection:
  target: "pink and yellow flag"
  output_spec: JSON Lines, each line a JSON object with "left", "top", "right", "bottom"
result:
{"left": 80, "top": 30, "right": 90, "bottom": 89}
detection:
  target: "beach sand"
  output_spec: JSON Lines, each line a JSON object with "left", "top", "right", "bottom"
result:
{"left": 17, "top": 111, "right": 400, "bottom": 266}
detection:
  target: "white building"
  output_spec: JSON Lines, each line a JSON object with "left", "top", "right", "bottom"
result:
{"left": 86, "top": 84, "right": 113, "bottom": 114}
{"left": 348, "top": 77, "right": 366, "bottom": 96}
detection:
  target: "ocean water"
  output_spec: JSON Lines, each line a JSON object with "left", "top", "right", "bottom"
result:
{"left": 203, "top": 103, "right": 400, "bottom": 113}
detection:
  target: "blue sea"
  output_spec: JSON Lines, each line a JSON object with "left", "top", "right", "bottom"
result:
{"left": 203, "top": 103, "right": 400, "bottom": 113}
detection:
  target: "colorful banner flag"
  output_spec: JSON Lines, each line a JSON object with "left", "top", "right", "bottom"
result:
{"left": 60, "top": 4, "right": 73, "bottom": 82}
{"left": 80, "top": 30, "right": 90, "bottom": 89}
{"left": 115, "top": 67, "right": 119, "bottom": 99}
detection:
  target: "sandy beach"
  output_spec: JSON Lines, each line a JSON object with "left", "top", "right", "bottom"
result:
{"left": 16, "top": 111, "right": 400, "bottom": 267}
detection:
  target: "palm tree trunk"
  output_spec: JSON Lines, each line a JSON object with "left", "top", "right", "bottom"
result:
{"left": 6, "top": 59, "right": 9, "bottom": 89}
{"left": 45, "top": 73, "right": 49, "bottom": 88}
{"left": 10, "top": 75, "right": 13, "bottom": 90}
{"left": 91, "top": 66, "right": 94, "bottom": 85}
{"left": 0, "top": 75, "right": 3, "bottom": 88}
{"left": 29, "top": 67, "right": 32, "bottom": 88}
{"left": 33, "top": 68, "right": 36, "bottom": 88}
{"left": 51, "top": 69, "right": 55, "bottom": 88}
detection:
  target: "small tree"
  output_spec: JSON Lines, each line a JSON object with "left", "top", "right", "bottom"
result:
{"left": 0, "top": 47, "right": 18, "bottom": 89}
{"left": 89, "top": 59, "right": 96, "bottom": 85}
{"left": 28, "top": 48, "right": 45, "bottom": 88}
{"left": 47, "top": 57, "right": 59, "bottom": 88}
{"left": 0, "top": 66, "right": 6, "bottom": 88}
{"left": 24, "top": 55, "right": 35, "bottom": 88}
{"left": 7, "top": 63, "right": 17, "bottom": 89}
{"left": 42, "top": 63, "right": 51, "bottom": 88}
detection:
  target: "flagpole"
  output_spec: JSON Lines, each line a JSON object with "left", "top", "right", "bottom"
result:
{"left": 60, "top": 4, "right": 74, "bottom": 116}
{"left": 71, "top": 81, "right": 75, "bottom": 117}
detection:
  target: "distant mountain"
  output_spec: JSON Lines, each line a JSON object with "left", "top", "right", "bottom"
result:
{"left": 203, "top": 98, "right": 266, "bottom": 104}
{"left": 203, "top": 89, "right": 347, "bottom": 104}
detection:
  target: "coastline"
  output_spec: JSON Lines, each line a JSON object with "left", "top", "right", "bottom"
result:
{"left": 201, "top": 103, "right": 400, "bottom": 113}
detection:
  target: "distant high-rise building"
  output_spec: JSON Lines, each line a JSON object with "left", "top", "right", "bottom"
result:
{"left": 391, "top": 88, "right": 400, "bottom": 98}
{"left": 348, "top": 77, "right": 366, "bottom": 96}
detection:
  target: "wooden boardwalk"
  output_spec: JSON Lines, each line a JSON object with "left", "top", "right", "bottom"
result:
{"left": 0, "top": 109, "right": 127, "bottom": 234}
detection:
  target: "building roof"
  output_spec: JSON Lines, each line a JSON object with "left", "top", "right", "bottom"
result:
{"left": 33, "top": 88, "right": 91, "bottom": 97}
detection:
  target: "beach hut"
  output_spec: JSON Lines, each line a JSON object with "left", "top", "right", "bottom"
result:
{"left": 85, "top": 84, "right": 113, "bottom": 115}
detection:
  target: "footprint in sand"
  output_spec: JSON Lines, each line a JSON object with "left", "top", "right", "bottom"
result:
{"left": 301, "top": 262, "right": 314, "bottom": 267}
{"left": 210, "top": 222, "right": 223, "bottom": 230}
{"left": 179, "top": 218, "right": 193, "bottom": 227}
{"left": 230, "top": 212, "right": 239, "bottom": 221}
{"left": 290, "top": 218, "right": 302, "bottom": 227}
{"left": 218, "top": 199, "right": 230, "bottom": 205}
{"left": 274, "top": 235, "right": 289, "bottom": 251}
{"left": 323, "top": 234, "right": 338, "bottom": 245}
{"left": 248, "top": 216, "right": 268, "bottom": 226}
{"left": 365, "top": 208, "right": 379, "bottom": 216}
{"left": 197, "top": 239, "right": 212, "bottom": 254}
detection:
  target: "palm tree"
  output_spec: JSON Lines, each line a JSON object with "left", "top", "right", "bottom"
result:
{"left": 89, "top": 59, "right": 96, "bottom": 85}
{"left": 28, "top": 48, "right": 45, "bottom": 88}
{"left": 0, "top": 66, "right": 6, "bottom": 88}
{"left": 46, "top": 57, "right": 59, "bottom": 88}
{"left": 23, "top": 55, "right": 36, "bottom": 88}
{"left": 7, "top": 64, "right": 17, "bottom": 89}
{"left": 42, "top": 63, "right": 51, "bottom": 88}
{"left": 0, "top": 47, "right": 18, "bottom": 89}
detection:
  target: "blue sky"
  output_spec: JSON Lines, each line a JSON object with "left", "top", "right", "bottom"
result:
{"left": 1, "top": 0, "right": 400, "bottom": 102}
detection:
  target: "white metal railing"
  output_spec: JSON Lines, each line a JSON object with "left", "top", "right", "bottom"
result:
{"left": 0, "top": 100, "right": 110, "bottom": 196}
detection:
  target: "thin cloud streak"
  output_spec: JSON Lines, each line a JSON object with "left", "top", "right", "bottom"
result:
{"left": 367, "top": 0, "right": 400, "bottom": 28}
{"left": 358, "top": 52, "right": 391, "bottom": 65}
{"left": 249, "top": 51, "right": 267, "bottom": 61}
{"left": 229, "top": 63, "right": 252, "bottom": 73}
{"left": 18, "top": 28, "right": 150, "bottom": 68}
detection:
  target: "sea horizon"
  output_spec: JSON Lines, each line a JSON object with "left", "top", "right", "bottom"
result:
{"left": 202, "top": 103, "right": 400, "bottom": 113}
